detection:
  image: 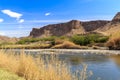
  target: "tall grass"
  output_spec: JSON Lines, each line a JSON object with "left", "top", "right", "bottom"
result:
{"left": 0, "top": 50, "right": 92, "bottom": 80}
{"left": 106, "top": 37, "right": 120, "bottom": 50}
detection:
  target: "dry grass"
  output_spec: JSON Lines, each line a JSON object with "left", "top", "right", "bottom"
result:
{"left": 0, "top": 43, "right": 51, "bottom": 49}
{"left": 52, "top": 41, "right": 81, "bottom": 49}
{"left": 54, "top": 39, "right": 64, "bottom": 45}
{"left": 0, "top": 50, "right": 92, "bottom": 80}
{"left": 106, "top": 37, "right": 120, "bottom": 49}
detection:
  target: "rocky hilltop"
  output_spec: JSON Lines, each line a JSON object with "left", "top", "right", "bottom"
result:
{"left": 30, "top": 12, "right": 120, "bottom": 37}
{"left": 0, "top": 35, "right": 19, "bottom": 44}
{"left": 96, "top": 12, "right": 120, "bottom": 36}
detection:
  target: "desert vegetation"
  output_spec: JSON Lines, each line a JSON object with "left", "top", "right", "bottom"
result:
{"left": 0, "top": 33, "right": 109, "bottom": 49}
{"left": 70, "top": 34, "right": 109, "bottom": 46}
{"left": 106, "top": 37, "right": 120, "bottom": 50}
{"left": 0, "top": 50, "right": 93, "bottom": 80}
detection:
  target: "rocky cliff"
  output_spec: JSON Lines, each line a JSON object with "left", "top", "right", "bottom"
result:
{"left": 30, "top": 20, "right": 109, "bottom": 38}
{"left": 30, "top": 12, "right": 120, "bottom": 38}
{"left": 30, "top": 20, "right": 85, "bottom": 37}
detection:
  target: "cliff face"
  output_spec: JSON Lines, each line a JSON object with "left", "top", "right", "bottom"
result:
{"left": 82, "top": 20, "right": 110, "bottom": 31}
{"left": 30, "top": 12, "right": 120, "bottom": 38}
{"left": 30, "top": 20, "right": 109, "bottom": 38}
{"left": 30, "top": 20, "right": 84, "bottom": 37}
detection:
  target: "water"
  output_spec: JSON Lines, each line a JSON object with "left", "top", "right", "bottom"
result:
{"left": 58, "top": 54, "right": 120, "bottom": 80}
{"left": 9, "top": 49, "right": 120, "bottom": 80}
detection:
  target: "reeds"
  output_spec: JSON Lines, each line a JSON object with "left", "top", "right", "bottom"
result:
{"left": 0, "top": 50, "right": 92, "bottom": 80}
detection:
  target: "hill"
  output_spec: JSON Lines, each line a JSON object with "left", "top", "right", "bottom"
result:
{"left": 30, "top": 20, "right": 109, "bottom": 37}
{"left": 30, "top": 12, "right": 120, "bottom": 38}
{"left": 96, "top": 12, "right": 120, "bottom": 36}
{"left": 0, "top": 35, "right": 19, "bottom": 44}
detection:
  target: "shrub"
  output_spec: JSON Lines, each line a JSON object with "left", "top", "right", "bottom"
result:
{"left": 70, "top": 34, "right": 109, "bottom": 46}
{"left": 16, "top": 36, "right": 57, "bottom": 44}
{"left": 16, "top": 38, "right": 39, "bottom": 44}
{"left": 95, "top": 37, "right": 109, "bottom": 43}
{"left": 40, "top": 36, "right": 57, "bottom": 41}
{"left": 70, "top": 35, "right": 90, "bottom": 46}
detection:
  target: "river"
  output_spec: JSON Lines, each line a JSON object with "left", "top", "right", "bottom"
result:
{"left": 6, "top": 49, "right": 120, "bottom": 80}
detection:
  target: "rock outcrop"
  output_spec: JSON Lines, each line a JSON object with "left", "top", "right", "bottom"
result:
{"left": 30, "top": 20, "right": 109, "bottom": 38}
{"left": 96, "top": 12, "right": 120, "bottom": 36}
{"left": 82, "top": 20, "right": 110, "bottom": 31}
{"left": 30, "top": 12, "right": 120, "bottom": 38}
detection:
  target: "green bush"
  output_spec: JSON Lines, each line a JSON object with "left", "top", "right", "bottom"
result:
{"left": 96, "top": 37, "right": 109, "bottom": 43}
{"left": 16, "top": 38, "right": 39, "bottom": 44}
{"left": 16, "top": 36, "right": 57, "bottom": 44}
{"left": 70, "top": 35, "right": 90, "bottom": 45}
{"left": 70, "top": 34, "right": 109, "bottom": 46}
{"left": 39, "top": 36, "right": 57, "bottom": 41}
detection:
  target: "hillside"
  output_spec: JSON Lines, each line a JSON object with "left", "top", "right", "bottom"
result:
{"left": 96, "top": 12, "right": 120, "bottom": 36}
{"left": 30, "top": 20, "right": 109, "bottom": 38}
{"left": 30, "top": 12, "right": 120, "bottom": 38}
{"left": 0, "top": 35, "right": 19, "bottom": 44}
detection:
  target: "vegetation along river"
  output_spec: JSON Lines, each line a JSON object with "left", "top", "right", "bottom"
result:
{"left": 6, "top": 49, "right": 120, "bottom": 80}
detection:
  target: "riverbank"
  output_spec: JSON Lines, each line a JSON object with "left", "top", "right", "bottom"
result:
{"left": 0, "top": 50, "right": 87, "bottom": 80}
{"left": 6, "top": 49, "right": 120, "bottom": 55}
{"left": 0, "top": 69, "right": 25, "bottom": 80}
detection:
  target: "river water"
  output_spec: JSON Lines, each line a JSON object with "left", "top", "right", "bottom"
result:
{"left": 9, "top": 49, "right": 120, "bottom": 80}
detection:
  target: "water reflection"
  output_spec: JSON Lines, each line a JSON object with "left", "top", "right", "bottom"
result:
{"left": 111, "top": 55, "right": 120, "bottom": 68}
{"left": 58, "top": 54, "right": 110, "bottom": 66}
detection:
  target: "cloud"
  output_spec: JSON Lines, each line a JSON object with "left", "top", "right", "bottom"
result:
{"left": 0, "top": 31, "right": 5, "bottom": 36}
{"left": 45, "top": 13, "right": 51, "bottom": 16}
{"left": 0, "top": 18, "right": 4, "bottom": 23}
{"left": 1, "top": 9, "right": 22, "bottom": 20}
{"left": 0, "top": 30, "right": 30, "bottom": 37}
{"left": 18, "top": 19, "right": 24, "bottom": 23}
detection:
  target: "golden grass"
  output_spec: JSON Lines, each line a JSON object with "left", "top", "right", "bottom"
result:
{"left": 52, "top": 41, "right": 81, "bottom": 49}
{"left": 0, "top": 50, "right": 92, "bottom": 80}
{"left": 106, "top": 37, "right": 120, "bottom": 49}
{"left": 0, "top": 43, "right": 51, "bottom": 49}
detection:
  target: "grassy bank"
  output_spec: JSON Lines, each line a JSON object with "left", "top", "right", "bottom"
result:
{"left": 0, "top": 50, "right": 92, "bottom": 80}
{"left": 0, "top": 69, "right": 24, "bottom": 80}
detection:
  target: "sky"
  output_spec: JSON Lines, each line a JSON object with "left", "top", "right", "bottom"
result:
{"left": 0, "top": 0, "right": 120, "bottom": 37}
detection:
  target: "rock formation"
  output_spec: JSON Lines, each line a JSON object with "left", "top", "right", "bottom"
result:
{"left": 96, "top": 12, "right": 120, "bottom": 36}
{"left": 30, "top": 12, "right": 120, "bottom": 38}
{"left": 30, "top": 20, "right": 109, "bottom": 38}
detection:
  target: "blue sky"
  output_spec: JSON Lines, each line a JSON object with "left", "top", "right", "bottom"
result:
{"left": 0, "top": 0, "right": 120, "bottom": 37}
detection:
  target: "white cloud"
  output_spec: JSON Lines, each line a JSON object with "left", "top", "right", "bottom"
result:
{"left": 18, "top": 19, "right": 24, "bottom": 23}
{"left": 0, "top": 32, "right": 5, "bottom": 36}
{"left": 0, "top": 30, "right": 30, "bottom": 37}
{"left": 1, "top": 9, "right": 22, "bottom": 20}
{"left": 45, "top": 13, "right": 51, "bottom": 16}
{"left": 0, "top": 18, "right": 4, "bottom": 23}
